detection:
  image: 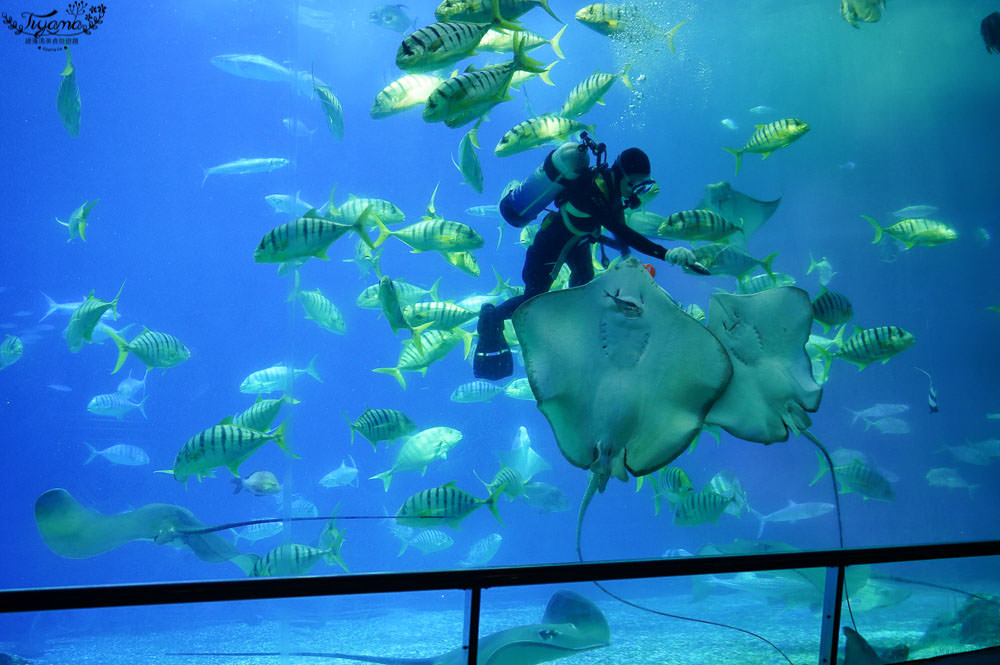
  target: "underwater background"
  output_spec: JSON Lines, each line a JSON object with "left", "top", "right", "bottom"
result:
{"left": 0, "top": 2, "right": 999, "bottom": 656}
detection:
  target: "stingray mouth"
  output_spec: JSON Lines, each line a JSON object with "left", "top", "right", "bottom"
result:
{"left": 604, "top": 289, "right": 643, "bottom": 318}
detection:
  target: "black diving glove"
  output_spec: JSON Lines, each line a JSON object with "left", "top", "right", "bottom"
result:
{"left": 665, "top": 247, "right": 710, "bottom": 275}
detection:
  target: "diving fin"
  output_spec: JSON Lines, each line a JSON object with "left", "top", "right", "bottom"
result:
{"left": 473, "top": 304, "right": 513, "bottom": 380}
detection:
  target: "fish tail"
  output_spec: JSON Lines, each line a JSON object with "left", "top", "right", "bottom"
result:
{"left": 353, "top": 205, "right": 377, "bottom": 250}
{"left": 40, "top": 292, "right": 60, "bottom": 321}
{"left": 271, "top": 422, "right": 298, "bottom": 459}
{"left": 761, "top": 251, "right": 778, "bottom": 278}
{"left": 83, "top": 442, "right": 98, "bottom": 465}
{"left": 549, "top": 25, "right": 567, "bottom": 59}
{"left": 485, "top": 487, "right": 504, "bottom": 526}
{"left": 374, "top": 367, "right": 406, "bottom": 389}
{"left": 342, "top": 411, "right": 356, "bottom": 446}
{"left": 109, "top": 280, "right": 126, "bottom": 319}
{"left": 537, "top": 61, "right": 557, "bottom": 87}
{"left": 664, "top": 21, "right": 686, "bottom": 54}
{"left": 107, "top": 327, "right": 131, "bottom": 374}
{"left": 862, "top": 215, "right": 882, "bottom": 244}
{"left": 619, "top": 63, "right": 634, "bottom": 91}
{"left": 304, "top": 354, "right": 323, "bottom": 383}
{"left": 232, "top": 478, "right": 242, "bottom": 494}
{"left": 537, "top": 0, "right": 560, "bottom": 22}
{"left": 371, "top": 470, "right": 393, "bottom": 492}
{"left": 723, "top": 146, "right": 742, "bottom": 174}
{"left": 512, "top": 33, "right": 546, "bottom": 75}
{"left": 373, "top": 214, "right": 392, "bottom": 247}
{"left": 489, "top": 0, "right": 523, "bottom": 32}
{"left": 137, "top": 396, "right": 148, "bottom": 420}
{"left": 752, "top": 508, "right": 766, "bottom": 538}
{"left": 201, "top": 168, "right": 210, "bottom": 187}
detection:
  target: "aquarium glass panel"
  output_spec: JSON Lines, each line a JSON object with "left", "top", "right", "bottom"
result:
{"left": 1, "top": 0, "right": 998, "bottom": 591}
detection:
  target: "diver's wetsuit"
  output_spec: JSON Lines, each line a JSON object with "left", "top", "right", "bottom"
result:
{"left": 474, "top": 165, "right": 669, "bottom": 379}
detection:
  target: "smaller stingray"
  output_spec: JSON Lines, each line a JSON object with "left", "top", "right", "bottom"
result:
{"left": 696, "top": 181, "right": 781, "bottom": 244}
{"left": 35, "top": 488, "right": 242, "bottom": 563}
{"left": 170, "top": 590, "right": 610, "bottom": 665}
{"left": 705, "top": 287, "right": 822, "bottom": 443}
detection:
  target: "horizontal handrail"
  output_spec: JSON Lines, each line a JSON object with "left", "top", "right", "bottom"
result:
{"left": 3, "top": 539, "right": 998, "bottom": 614}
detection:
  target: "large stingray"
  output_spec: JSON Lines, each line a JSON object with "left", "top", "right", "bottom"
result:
{"left": 35, "top": 488, "right": 244, "bottom": 564}
{"left": 171, "top": 590, "right": 611, "bottom": 665}
{"left": 511, "top": 258, "right": 734, "bottom": 553}
{"left": 705, "top": 287, "right": 822, "bottom": 443}
{"left": 696, "top": 181, "right": 781, "bottom": 244}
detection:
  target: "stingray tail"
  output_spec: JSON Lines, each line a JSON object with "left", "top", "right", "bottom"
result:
{"left": 575, "top": 472, "right": 603, "bottom": 561}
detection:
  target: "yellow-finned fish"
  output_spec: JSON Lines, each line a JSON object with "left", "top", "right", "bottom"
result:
{"left": 248, "top": 542, "right": 343, "bottom": 577}
{"left": 477, "top": 25, "right": 565, "bottom": 57}
{"left": 373, "top": 189, "right": 484, "bottom": 252}
{"left": 370, "top": 426, "right": 464, "bottom": 491}
{"left": 254, "top": 207, "right": 374, "bottom": 269}
{"left": 65, "top": 284, "right": 124, "bottom": 353}
{"left": 403, "top": 301, "right": 477, "bottom": 330}
{"left": 168, "top": 422, "right": 295, "bottom": 483}
{"left": 336, "top": 196, "right": 405, "bottom": 227}
{"left": 56, "top": 199, "right": 97, "bottom": 242}
{"left": 840, "top": 0, "right": 885, "bottom": 28}
{"left": 378, "top": 274, "right": 433, "bottom": 351}
{"left": 108, "top": 327, "right": 190, "bottom": 374}
{"left": 863, "top": 215, "right": 958, "bottom": 249}
{"left": 494, "top": 114, "right": 592, "bottom": 157}
{"left": 233, "top": 395, "right": 296, "bottom": 432}
{"left": 0, "top": 334, "right": 23, "bottom": 369}
{"left": 435, "top": 0, "right": 559, "bottom": 23}
{"left": 422, "top": 34, "right": 546, "bottom": 125}
{"left": 440, "top": 249, "right": 481, "bottom": 276}
{"left": 314, "top": 81, "right": 344, "bottom": 139}
{"left": 453, "top": 126, "right": 484, "bottom": 193}
{"left": 371, "top": 73, "right": 444, "bottom": 118}
{"left": 655, "top": 209, "right": 742, "bottom": 243}
{"left": 724, "top": 118, "right": 810, "bottom": 174}
{"left": 357, "top": 278, "right": 440, "bottom": 309}
{"left": 673, "top": 489, "right": 732, "bottom": 526}
{"left": 558, "top": 66, "right": 631, "bottom": 119}
{"left": 346, "top": 407, "right": 417, "bottom": 448}
{"left": 296, "top": 286, "right": 346, "bottom": 334}
{"left": 575, "top": 3, "right": 685, "bottom": 51}
{"left": 829, "top": 325, "right": 915, "bottom": 371}
{"left": 395, "top": 481, "right": 503, "bottom": 528}
{"left": 396, "top": 20, "right": 496, "bottom": 72}
{"left": 374, "top": 328, "right": 473, "bottom": 389}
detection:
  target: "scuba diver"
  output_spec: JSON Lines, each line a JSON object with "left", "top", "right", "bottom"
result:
{"left": 983, "top": 11, "right": 1000, "bottom": 54}
{"left": 473, "top": 134, "right": 705, "bottom": 380}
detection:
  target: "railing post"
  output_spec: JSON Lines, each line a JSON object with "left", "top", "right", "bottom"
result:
{"left": 818, "top": 566, "right": 845, "bottom": 665}
{"left": 463, "top": 586, "right": 481, "bottom": 665}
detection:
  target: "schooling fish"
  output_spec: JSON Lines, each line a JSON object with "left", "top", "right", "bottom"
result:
{"left": 395, "top": 481, "right": 502, "bottom": 529}
{"left": 84, "top": 443, "right": 150, "bottom": 466}
{"left": 167, "top": 422, "right": 295, "bottom": 483}
{"left": 724, "top": 118, "right": 810, "bottom": 174}
{"left": 864, "top": 215, "right": 958, "bottom": 249}
{"left": 56, "top": 199, "right": 97, "bottom": 242}
{"left": 202, "top": 157, "right": 290, "bottom": 185}
{"left": 346, "top": 407, "right": 417, "bottom": 448}
{"left": 65, "top": 284, "right": 124, "bottom": 353}
{"left": 108, "top": 328, "right": 190, "bottom": 374}
{"left": 369, "top": 4, "right": 414, "bottom": 33}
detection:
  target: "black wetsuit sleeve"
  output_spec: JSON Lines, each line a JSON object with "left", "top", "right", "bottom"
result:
{"left": 604, "top": 208, "right": 668, "bottom": 260}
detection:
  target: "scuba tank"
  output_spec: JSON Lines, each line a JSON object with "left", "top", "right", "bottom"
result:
{"left": 499, "top": 140, "right": 591, "bottom": 227}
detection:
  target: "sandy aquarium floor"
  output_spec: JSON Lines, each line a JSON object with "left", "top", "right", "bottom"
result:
{"left": 4, "top": 582, "right": 996, "bottom": 665}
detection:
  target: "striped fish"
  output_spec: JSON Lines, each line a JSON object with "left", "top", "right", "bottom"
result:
{"left": 833, "top": 460, "right": 894, "bottom": 501}
{"left": 478, "top": 25, "right": 565, "bottom": 57}
{"left": 314, "top": 82, "right": 344, "bottom": 139}
{"left": 83, "top": 443, "right": 150, "bottom": 466}
{"left": 240, "top": 357, "right": 322, "bottom": 394}
{"left": 232, "top": 521, "right": 282, "bottom": 545}
{"left": 379, "top": 275, "right": 432, "bottom": 350}
{"left": 371, "top": 73, "right": 444, "bottom": 118}
{"left": 337, "top": 196, "right": 405, "bottom": 227}
{"left": 476, "top": 465, "right": 525, "bottom": 498}
{"left": 811, "top": 289, "right": 853, "bottom": 333}
{"left": 169, "top": 422, "right": 294, "bottom": 483}
{"left": 346, "top": 407, "right": 417, "bottom": 448}
{"left": 422, "top": 35, "right": 546, "bottom": 125}
{"left": 575, "top": 3, "right": 685, "bottom": 50}
{"left": 370, "top": 426, "right": 463, "bottom": 491}
{"left": 435, "top": 0, "right": 560, "bottom": 23}
{"left": 108, "top": 327, "right": 190, "bottom": 374}
{"left": 357, "top": 278, "right": 440, "bottom": 310}
{"left": 673, "top": 489, "right": 733, "bottom": 526}
{"left": 840, "top": 0, "right": 885, "bottom": 28}
{"left": 835, "top": 325, "right": 915, "bottom": 370}
{"left": 656, "top": 209, "right": 742, "bottom": 243}
{"left": 248, "top": 542, "right": 341, "bottom": 577}
{"left": 395, "top": 21, "right": 495, "bottom": 72}
{"left": 396, "top": 481, "right": 502, "bottom": 528}
{"left": 724, "top": 118, "right": 810, "bottom": 174}
{"left": 397, "top": 529, "right": 455, "bottom": 556}
{"left": 503, "top": 377, "right": 534, "bottom": 400}
{"left": 403, "top": 301, "right": 476, "bottom": 330}
{"left": 233, "top": 395, "right": 296, "bottom": 432}
{"left": 863, "top": 215, "right": 958, "bottom": 249}
{"left": 297, "top": 287, "right": 346, "bottom": 334}
{"left": 453, "top": 127, "right": 483, "bottom": 193}
{"left": 253, "top": 208, "right": 373, "bottom": 267}
{"left": 374, "top": 216, "right": 483, "bottom": 252}
{"left": 1, "top": 334, "right": 23, "bottom": 369}
{"left": 558, "top": 66, "right": 631, "bottom": 119}
{"left": 56, "top": 199, "right": 96, "bottom": 242}
{"left": 86, "top": 392, "right": 146, "bottom": 419}
{"left": 494, "top": 114, "right": 592, "bottom": 157}
{"left": 460, "top": 533, "right": 503, "bottom": 567}
{"left": 65, "top": 284, "right": 124, "bottom": 353}
{"left": 374, "top": 328, "right": 474, "bottom": 389}
{"left": 450, "top": 379, "right": 506, "bottom": 402}
{"left": 737, "top": 271, "right": 796, "bottom": 294}
{"left": 648, "top": 466, "right": 694, "bottom": 515}
{"left": 440, "top": 249, "right": 481, "bottom": 276}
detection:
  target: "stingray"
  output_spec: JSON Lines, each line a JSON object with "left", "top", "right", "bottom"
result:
{"left": 170, "top": 590, "right": 610, "bottom": 665}
{"left": 696, "top": 181, "right": 781, "bottom": 244}
{"left": 34, "top": 488, "right": 244, "bottom": 563}
{"left": 704, "top": 287, "right": 822, "bottom": 443}
{"left": 511, "top": 257, "right": 734, "bottom": 554}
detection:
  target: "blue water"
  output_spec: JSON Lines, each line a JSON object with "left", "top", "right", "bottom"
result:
{"left": 1, "top": 0, "right": 998, "bottom": 611}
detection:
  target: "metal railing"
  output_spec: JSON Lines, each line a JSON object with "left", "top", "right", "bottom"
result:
{"left": 3, "top": 539, "right": 999, "bottom": 664}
